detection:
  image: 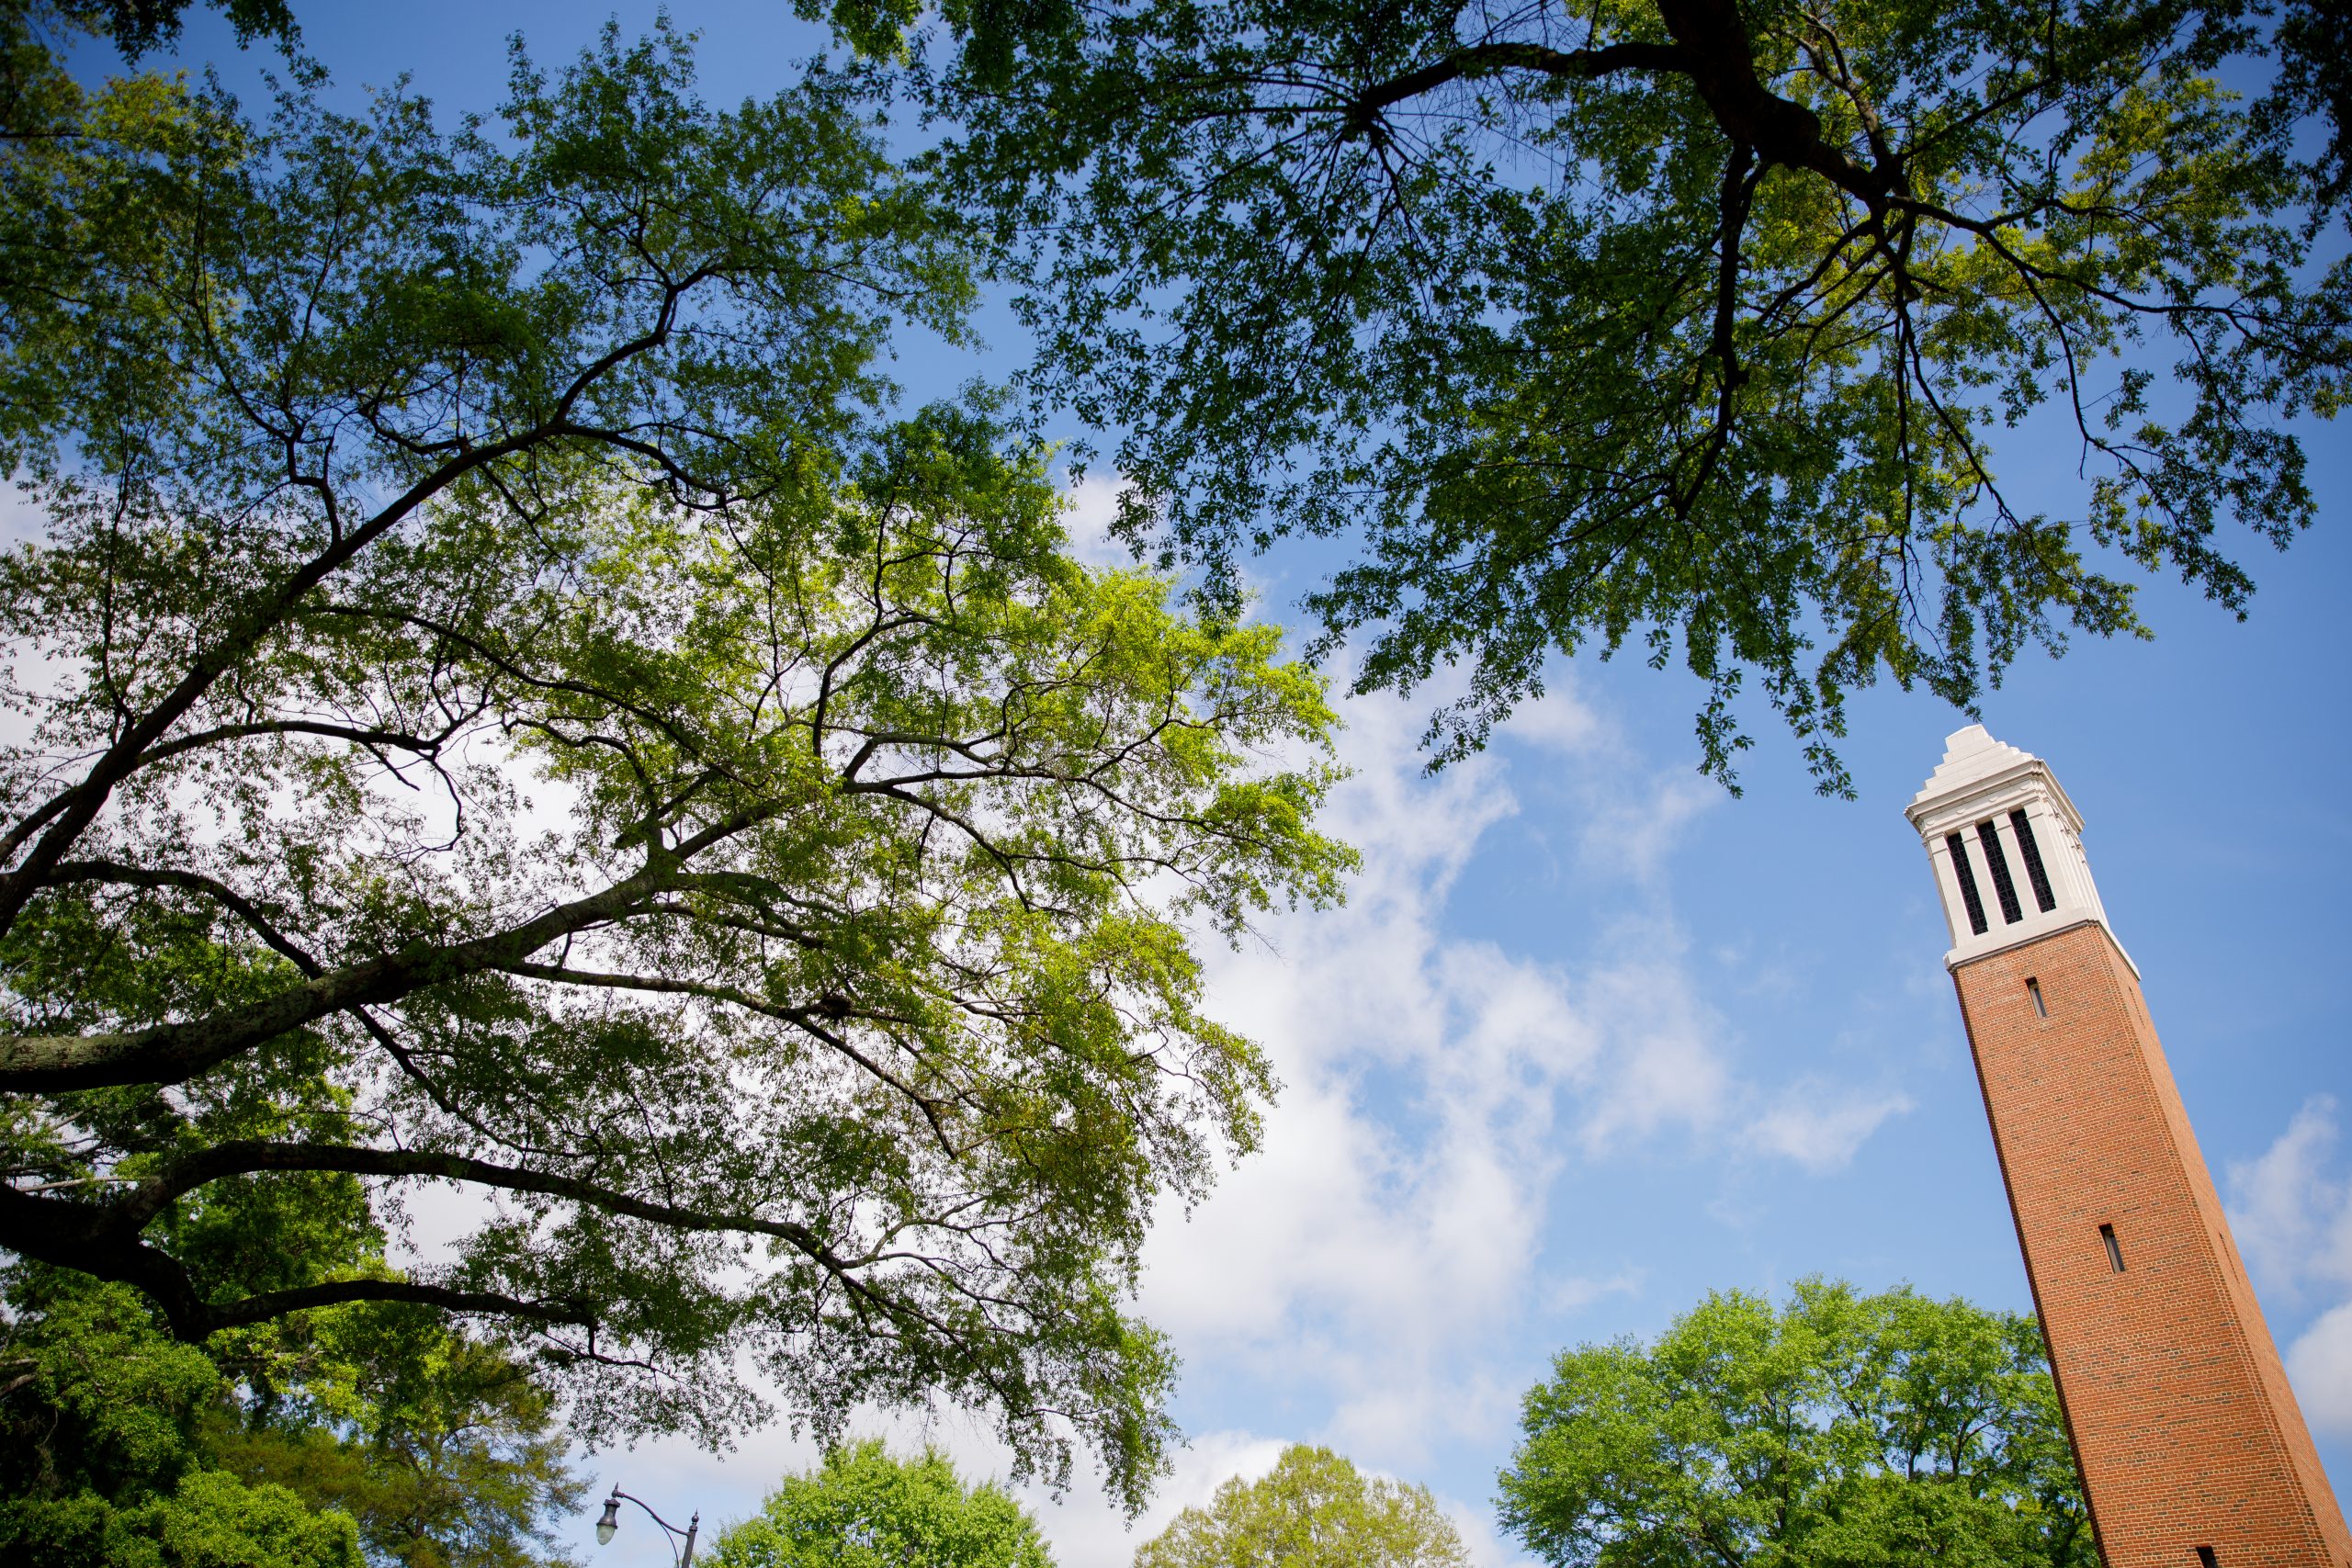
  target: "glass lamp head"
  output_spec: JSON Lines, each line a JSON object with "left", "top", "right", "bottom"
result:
{"left": 595, "top": 1494, "right": 621, "bottom": 1545}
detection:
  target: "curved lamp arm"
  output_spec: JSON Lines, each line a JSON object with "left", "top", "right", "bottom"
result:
{"left": 594, "top": 1485, "right": 700, "bottom": 1567}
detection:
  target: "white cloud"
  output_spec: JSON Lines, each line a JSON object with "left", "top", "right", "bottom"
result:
{"left": 2225, "top": 1097, "right": 2352, "bottom": 1435}
{"left": 2227, "top": 1096, "right": 2352, "bottom": 1303}
{"left": 1563, "top": 928, "right": 1734, "bottom": 1154}
{"left": 1741, "top": 1079, "right": 1917, "bottom": 1174}
{"left": 0, "top": 479, "right": 53, "bottom": 547}
{"left": 1491, "top": 684, "right": 1606, "bottom": 759}
{"left": 1127, "top": 677, "right": 1909, "bottom": 1504}
{"left": 1539, "top": 1269, "right": 1645, "bottom": 1315}
{"left": 1057, "top": 477, "right": 1144, "bottom": 572}
{"left": 1572, "top": 769, "right": 1721, "bottom": 884}
{"left": 2287, "top": 1304, "right": 2352, "bottom": 1436}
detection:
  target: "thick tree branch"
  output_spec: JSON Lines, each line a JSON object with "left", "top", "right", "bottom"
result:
{"left": 47, "top": 858, "right": 322, "bottom": 976}
{"left": 1348, "top": 39, "right": 1684, "bottom": 124}
{"left": 202, "top": 1280, "right": 601, "bottom": 1335}
{"left": 1676, "top": 143, "right": 1761, "bottom": 516}
{"left": 0, "top": 851, "right": 710, "bottom": 1091}
{"left": 1343, "top": 6, "right": 1904, "bottom": 206}
{"left": 107, "top": 1139, "right": 836, "bottom": 1260}
{"left": 0, "top": 1165, "right": 601, "bottom": 1339}
{"left": 1, "top": 1137, "right": 966, "bottom": 1345}
{"left": 130, "top": 713, "right": 477, "bottom": 774}
{"left": 0, "top": 428, "right": 539, "bottom": 935}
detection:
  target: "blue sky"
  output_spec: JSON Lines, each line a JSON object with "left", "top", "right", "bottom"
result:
{"left": 138, "top": 5, "right": 2352, "bottom": 1562}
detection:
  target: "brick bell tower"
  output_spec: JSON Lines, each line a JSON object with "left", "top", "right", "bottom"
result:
{"left": 1907, "top": 726, "right": 2351, "bottom": 1568}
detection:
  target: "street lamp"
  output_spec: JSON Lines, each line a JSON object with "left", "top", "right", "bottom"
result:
{"left": 593, "top": 1484, "right": 700, "bottom": 1565}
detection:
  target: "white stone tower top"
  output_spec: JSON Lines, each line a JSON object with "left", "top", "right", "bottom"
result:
{"left": 1904, "top": 725, "right": 2126, "bottom": 972}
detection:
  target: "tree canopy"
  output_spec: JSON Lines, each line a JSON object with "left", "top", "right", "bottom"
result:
{"left": 707, "top": 1439, "right": 1056, "bottom": 1568}
{"left": 844, "top": 0, "right": 2350, "bottom": 789}
{"left": 0, "top": 1275, "right": 364, "bottom": 1568}
{"left": 1, "top": 1268, "right": 583, "bottom": 1568}
{"left": 0, "top": 10, "right": 1349, "bottom": 1515}
{"left": 72, "top": 0, "right": 300, "bottom": 58}
{"left": 1497, "top": 1279, "right": 2094, "bottom": 1568}
{"left": 1132, "top": 1445, "right": 1471, "bottom": 1568}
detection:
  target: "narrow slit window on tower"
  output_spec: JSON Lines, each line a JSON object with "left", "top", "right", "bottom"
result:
{"left": 1976, "top": 820, "right": 2026, "bottom": 925}
{"left": 2197, "top": 1549, "right": 2219, "bottom": 1568}
{"left": 2008, "top": 808, "right": 2059, "bottom": 912}
{"left": 1945, "top": 833, "right": 1991, "bottom": 935}
{"left": 2028, "top": 977, "right": 2047, "bottom": 1018}
{"left": 2100, "top": 1223, "right": 2126, "bottom": 1273}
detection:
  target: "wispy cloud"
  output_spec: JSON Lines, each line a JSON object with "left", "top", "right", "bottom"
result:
{"left": 2228, "top": 1096, "right": 2352, "bottom": 1300}
{"left": 2225, "top": 1096, "right": 2352, "bottom": 1432}
{"left": 1129, "top": 676, "right": 1914, "bottom": 1514}
{"left": 1057, "top": 477, "right": 1146, "bottom": 572}
{"left": 1743, "top": 1079, "right": 1918, "bottom": 1174}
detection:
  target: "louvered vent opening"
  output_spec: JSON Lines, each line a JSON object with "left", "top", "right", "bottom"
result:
{"left": 1945, "top": 833, "right": 1990, "bottom": 935}
{"left": 2007, "top": 808, "right": 2059, "bottom": 912}
{"left": 1976, "top": 819, "right": 2025, "bottom": 925}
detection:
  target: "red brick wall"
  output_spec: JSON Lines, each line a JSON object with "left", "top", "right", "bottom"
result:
{"left": 1953, "top": 921, "right": 2352, "bottom": 1568}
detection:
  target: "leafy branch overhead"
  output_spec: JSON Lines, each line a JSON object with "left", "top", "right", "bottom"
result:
{"left": 0, "top": 14, "right": 1349, "bottom": 1514}
{"left": 859, "top": 0, "right": 2349, "bottom": 789}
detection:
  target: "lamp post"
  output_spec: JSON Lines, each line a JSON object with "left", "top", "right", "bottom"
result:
{"left": 594, "top": 1485, "right": 699, "bottom": 1566}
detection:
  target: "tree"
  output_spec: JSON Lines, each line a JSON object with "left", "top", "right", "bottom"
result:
{"left": 835, "top": 0, "right": 2349, "bottom": 790}
{"left": 2, "top": 1265, "right": 582, "bottom": 1568}
{"left": 707, "top": 1439, "right": 1056, "bottom": 1568}
{"left": 205, "top": 1290, "right": 588, "bottom": 1568}
{"left": 1496, "top": 1279, "right": 2095, "bottom": 1568}
{"left": 74, "top": 0, "right": 300, "bottom": 58}
{"left": 0, "top": 1273, "right": 366, "bottom": 1568}
{"left": 0, "top": 12, "right": 1349, "bottom": 1514}
{"left": 1132, "top": 1445, "right": 1471, "bottom": 1568}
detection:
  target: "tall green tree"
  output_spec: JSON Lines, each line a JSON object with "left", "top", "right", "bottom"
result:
{"left": 707, "top": 1439, "right": 1055, "bottom": 1568}
{"left": 2, "top": 1267, "right": 582, "bottom": 1568}
{"left": 1497, "top": 1279, "right": 2094, "bottom": 1568}
{"left": 1132, "top": 1445, "right": 1471, "bottom": 1568}
{"left": 0, "top": 10, "right": 1349, "bottom": 1516}
{"left": 205, "top": 1290, "right": 588, "bottom": 1567}
{"left": 843, "top": 0, "right": 2348, "bottom": 789}
{"left": 0, "top": 1274, "right": 366, "bottom": 1568}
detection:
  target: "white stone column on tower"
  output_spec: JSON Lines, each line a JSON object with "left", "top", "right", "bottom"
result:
{"left": 1902, "top": 724, "right": 2127, "bottom": 974}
